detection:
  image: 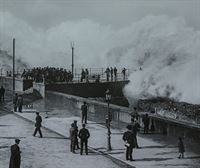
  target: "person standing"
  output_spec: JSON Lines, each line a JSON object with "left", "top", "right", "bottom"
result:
{"left": 131, "top": 119, "right": 140, "bottom": 148}
{"left": 178, "top": 137, "right": 185, "bottom": 159}
{"left": 79, "top": 124, "right": 90, "bottom": 155}
{"left": 114, "top": 67, "right": 117, "bottom": 81}
{"left": 0, "top": 86, "right": 5, "bottom": 102}
{"left": 33, "top": 112, "right": 43, "bottom": 138}
{"left": 69, "top": 123, "right": 76, "bottom": 153}
{"left": 105, "top": 67, "right": 110, "bottom": 82}
{"left": 73, "top": 120, "right": 80, "bottom": 149}
{"left": 9, "top": 139, "right": 21, "bottom": 168}
{"left": 110, "top": 67, "right": 113, "bottom": 81}
{"left": 121, "top": 68, "right": 127, "bottom": 81}
{"left": 13, "top": 93, "right": 18, "bottom": 112}
{"left": 143, "top": 113, "right": 150, "bottom": 134}
{"left": 17, "top": 95, "right": 23, "bottom": 112}
{"left": 123, "top": 125, "right": 135, "bottom": 161}
{"left": 81, "top": 102, "right": 88, "bottom": 124}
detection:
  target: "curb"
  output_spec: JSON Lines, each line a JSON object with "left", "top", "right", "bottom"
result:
{"left": 13, "top": 112, "right": 136, "bottom": 168}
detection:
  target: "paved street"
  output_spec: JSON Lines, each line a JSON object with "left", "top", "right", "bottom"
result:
{"left": 0, "top": 114, "right": 121, "bottom": 168}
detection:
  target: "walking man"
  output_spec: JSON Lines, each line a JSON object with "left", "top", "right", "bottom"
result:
{"left": 79, "top": 124, "right": 90, "bottom": 155}
{"left": 81, "top": 102, "right": 88, "bottom": 124}
{"left": 33, "top": 112, "right": 43, "bottom": 138}
{"left": 9, "top": 139, "right": 21, "bottom": 168}
{"left": 123, "top": 125, "right": 135, "bottom": 161}
{"left": 114, "top": 67, "right": 117, "bottom": 81}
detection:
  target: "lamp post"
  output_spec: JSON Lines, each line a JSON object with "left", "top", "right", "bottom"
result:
{"left": 71, "top": 42, "right": 74, "bottom": 80}
{"left": 105, "top": 89, "right": 112, "bottom": 151}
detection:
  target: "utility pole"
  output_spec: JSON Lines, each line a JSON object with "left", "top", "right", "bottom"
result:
{"left": 13, "top": 38, "right": 15, "bottom": 92}
{"left": 71, "top": 42, "right": 74, "bottom": 80}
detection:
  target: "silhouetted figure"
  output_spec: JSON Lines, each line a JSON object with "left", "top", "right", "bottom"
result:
{"left": 9, "top": 139, "right": 21, "bottom": 168}
{"left": 0, "top": 86, "right": 5, "bottom": 102}
{"left": 81, "top": 69, "right": 86, "bottom": 82}
{"left": 123, "top": 125, "right": 135, "bottom": 161}
{"left": 131, "top": 107, "right": 139, "bottom": 121}
{"left": 85, "top": 69, "right": 89, "bottom": 83}
{"left": 81, "top": 102, "right": 88, "bottom": 124}
{"left": 114, "top": 67, "right": 117, "bottom": 81}
{"left": 13, "top": 93, "right": 18, "bottom": 112}
{"left": 70, "top": 123, "right": 76, "bottom": 153}
{"left": 105, "top": 67, "right": 110, "bottom": 82}
{"left": 17, "top": 95, "right": 23, "bottom": 112}
{"left": 122, "top": 68, "right": 127, "bottom": 81}
{"left": 110, "top": 67, "right": 113, "bottom": 81}
{"left": 79, "top": 124, "right": 90, "bottom": 155}
{"left": 73, "top": 120, "right": 80, "bottom": 149}
{"left": 178, "top": 137, "right": 185, "bottom": 159}
{"left": 143, "top": 113, "right": 150, "bottom": 134}
{"left": 33, "top": 112, "right": 43, "bottom": 138}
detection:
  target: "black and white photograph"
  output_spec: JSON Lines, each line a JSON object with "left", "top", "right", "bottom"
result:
{"left": 0, "top": 0, "right": 200, "bottom": 167}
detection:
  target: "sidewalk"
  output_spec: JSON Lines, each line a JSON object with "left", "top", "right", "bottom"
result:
{"left": 0, "top": 114, "right": 122, "bottom": 168}
{"left": 15, "top": 111, "right": 200, "bottom": 168}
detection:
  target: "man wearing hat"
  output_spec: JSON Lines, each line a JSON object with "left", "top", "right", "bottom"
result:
{"left": 122, "top": 125, "right": 136, "bottom": 161}
{"left": 9, "top": 139, "right": 21, "bottom": 168}
{"left": 33, "top": 112, "right": 43, "bottom": 138}
{"left": 73, "top": 120, "right": 80, "bottom": 149}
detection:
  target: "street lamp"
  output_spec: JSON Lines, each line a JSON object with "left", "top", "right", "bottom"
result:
{"left": 105, "top": 89, "right": 112, "bottom": 151}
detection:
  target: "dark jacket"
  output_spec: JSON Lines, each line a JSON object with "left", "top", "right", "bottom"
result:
{"left": 35, "top": 115, "right": 42, "bottom": 128}
{"left": 123, "top": 130, "right": 135, "bottom": 148}
{"left": 79, "top": 128, "right": 90, "bottom": 141}
{"left": 9, "top": 144, "right": 21, "bottom": 168}
{"left": 70, "top": 127, "right": 76, "bottom": 141}
{"left": 81, "top": 105, "right": 88, "bottom": 115}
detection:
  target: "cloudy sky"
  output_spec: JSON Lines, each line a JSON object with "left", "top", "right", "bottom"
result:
{"left": 1, "top": 0, "right": 200, "bottom": 30}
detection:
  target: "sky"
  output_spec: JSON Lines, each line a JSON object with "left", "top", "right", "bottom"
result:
{"left": 0, "top": 0, "right": 200, "bottom": 104}
{"left": 0, "top": 0, "right": 200, "bottom": 30}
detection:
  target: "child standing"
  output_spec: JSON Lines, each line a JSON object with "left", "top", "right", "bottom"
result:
{"left": 178, "top": 137, "right": 185, "bottom": 159}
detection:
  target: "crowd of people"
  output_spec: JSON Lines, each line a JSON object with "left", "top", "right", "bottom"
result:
{"left": 21, "top": 67, "right": 73, "bottom": 83}
{"left": 104, "top": 67, "right": 128, "bottom": 82}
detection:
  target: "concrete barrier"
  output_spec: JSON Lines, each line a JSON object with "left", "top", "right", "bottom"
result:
{"left": 33, "top": 82, "right": 45, "bottom": 98}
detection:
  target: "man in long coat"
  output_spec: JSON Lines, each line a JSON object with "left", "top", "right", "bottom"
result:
{"left": 79, "top": 124, "right": 90, "bottom": 155}
{"left": 123, "top": 125, "right": 136, "bottom": 161}
{"left": 9, "top": 139, "right": 21, "bottom": 168}
{"left": 33, "top": 112, "right": 43, "bottom": 138}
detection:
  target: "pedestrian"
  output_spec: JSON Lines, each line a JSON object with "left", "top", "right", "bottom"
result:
{"left": 131, "top": 107, "right": 139, "bottom": 121}
{"left": 131, "top": 119, "right": 140, "bottom": 148}
{"left": 110, "top": 67, "right": 113, "bottom": 81}
{"left": 178, "top": 137, "right": 185, "bottom": 159}
{"left": 105, "top": 67, "right": 110, "bottom": 82}
{"left": 70, "top": 123, "right": 76, "bottom": 153}
{"left": 17, "top": 95, "right": 23, "bottom": 112}
{"left": 81, "top": 102, "right": 88, "bottom": 124}
{"left": 143, "top": 113, "right": 150, "bottom": 134}
{"left": 73, "top": 120, "right": 80, "bottom": 149}
{"left": 122, "top": 125, "right": 135, "bottom": 161}
{"left": 9, "top": 139, "right": 21, "bottom": 168}
{"left": 81, "top": 69, "right": 85, "bottom": 82}
{"left": 13, "top": 93, "right": 18, "bottom": 112}
{"left": 121, "top": 68, "right": 127, "bottom": 81}
{"left": 85, "top": 69, "right": 89, "bottom": 83}
{"left": 79, "top": 124, "right": 90, "bottom": 155}
{"left": 33, "top": 112, "right": 43, "bottom": 138}
{"left": 0, "top": 86, "right": 5, "bottom": 102}
{"left": 114, "top": 67, "right": 117, "bottom": 81}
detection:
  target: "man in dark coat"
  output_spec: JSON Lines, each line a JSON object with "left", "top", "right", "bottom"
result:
{"left": 131, "top": 119, "right": 141, "bottom": 148}
{"left": 33, "top": 112, "right": 43, "bottom": 138}
{"left": 17, "top": 95, "right": 23, "bottom": 112}
{"left": 9, "top": 139, "right": 21, "bottom": 168}
{"left": 81, "top": 102, "right": 88, "bottom": 124}
{"left": 79, "top": 124, "right": 90, "bottom": 155}
{"left": 123, "top": 125, "right": 135, "bottom": 161}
